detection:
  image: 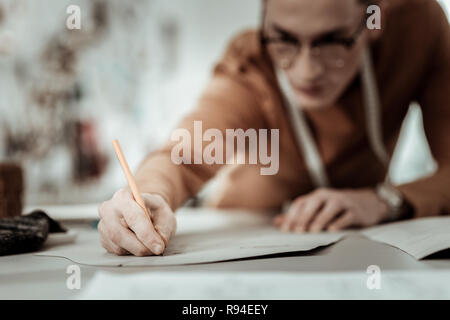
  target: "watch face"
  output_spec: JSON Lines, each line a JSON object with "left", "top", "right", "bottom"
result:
{"left": 387, "top": 186, "right": 404, "bottom": 208}
{"left": 377, "top": 184, "right": 403, "bottom": 209}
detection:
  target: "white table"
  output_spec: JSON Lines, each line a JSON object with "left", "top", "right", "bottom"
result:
{"left": 1, "top": 220, "right": 450, "bottom": 299}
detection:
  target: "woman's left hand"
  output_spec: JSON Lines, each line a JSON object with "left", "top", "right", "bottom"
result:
{"left": 273, "top": 188, "right": 389, "bottom": 232}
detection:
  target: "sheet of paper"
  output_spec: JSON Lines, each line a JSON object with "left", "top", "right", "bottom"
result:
{"left": 78, "top": 270, "right": 450, "bottom": 299}
{"left": 361, "top": 216, "right": 450, "bottom": 259}
{"left": 35, "top": 208, "right": 347, "bottom": 267}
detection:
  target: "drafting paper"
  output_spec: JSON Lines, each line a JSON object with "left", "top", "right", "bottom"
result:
{"left": 35, "top": 208, "right": 450, "bottom": 265}
{"left": 35, "top": 208, "right": 347, "bottom": 267}
{"left": 361, "top": 216, "right": 450, "bottom": 259}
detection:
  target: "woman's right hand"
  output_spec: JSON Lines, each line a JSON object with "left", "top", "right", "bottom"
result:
{"left": 98, "top": 188, "right": 176, "bottom": 256}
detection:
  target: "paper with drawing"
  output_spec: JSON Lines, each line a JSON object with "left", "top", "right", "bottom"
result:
{"left": 361, "top": 216, "right": 450, "bottom": 259}
{"left": 35, "top": 208, "right": 450, "bottom": 265}
{"left": 35, "top": 208, "right": 347, "bottom": 266}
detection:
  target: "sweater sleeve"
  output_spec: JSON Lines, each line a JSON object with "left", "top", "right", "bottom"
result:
{"left": 133, "top": 36, "right": 267, "bottom": 211}
{"left": 396, "top": 1, "right": 450, "bottom": 217}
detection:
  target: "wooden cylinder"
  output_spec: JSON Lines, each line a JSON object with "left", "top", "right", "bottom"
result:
{"left": 0, "top": 163, "right": 24, "bottom": 218}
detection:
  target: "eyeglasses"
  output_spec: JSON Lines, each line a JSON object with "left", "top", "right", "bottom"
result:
{"left": 261, "top": 18, "right": 366, "bottom": 69}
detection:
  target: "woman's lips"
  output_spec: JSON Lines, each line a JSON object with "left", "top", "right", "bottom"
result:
{"left": 295, "top": 85, "right": 324, "bottom": 97}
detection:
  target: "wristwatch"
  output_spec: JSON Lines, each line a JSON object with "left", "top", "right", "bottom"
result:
{"left": 375, "top": 183, "right": 407, "bottom": 222}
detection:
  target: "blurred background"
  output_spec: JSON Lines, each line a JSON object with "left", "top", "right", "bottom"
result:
{"left": 0, "top": 0, "right": 449, "bottom": 206}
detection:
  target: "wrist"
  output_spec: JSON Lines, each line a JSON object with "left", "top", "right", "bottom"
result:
{"left": 373, "top": 189, "right": 390, "bottom": 223}
{"left": 375, "top": 183, "right": 408, "bottom": 222}
{"left": 142, "top": 192, "right": 173, "bottom": 212}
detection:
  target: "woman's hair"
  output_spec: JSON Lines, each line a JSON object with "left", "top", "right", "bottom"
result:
{"left": 261, "top": 0, "right": 377, "bottom": 13}
{"left": 259, "top": 0, "right": 377, "bottom": 33}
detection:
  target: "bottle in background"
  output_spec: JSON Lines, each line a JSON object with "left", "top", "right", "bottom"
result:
{"left": 0, "top": 163, "right": 23, "bottom": 218}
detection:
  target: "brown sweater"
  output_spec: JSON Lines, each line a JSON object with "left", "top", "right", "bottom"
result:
{"left": 135, "top": 0, "right": 450, "bottom": 218}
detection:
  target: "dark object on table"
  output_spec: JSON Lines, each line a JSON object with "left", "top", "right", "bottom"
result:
{"left": 0, "top": 163, "right": 24, "bottom": 218}
{"left": 0, "top": 210, "right": 66, "bottom": 256}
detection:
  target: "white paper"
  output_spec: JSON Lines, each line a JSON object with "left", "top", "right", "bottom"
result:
{"left": 35, "top": 208, "right": 347, "bottom": 267}
{"left": 361, "top": 216, "right": 450, "bottom": 259}
{"left": 35, "top": 207, "right": 450, "bottom": 265}
{"left": 78, "top": 270, "right": 450, "bottom": 299}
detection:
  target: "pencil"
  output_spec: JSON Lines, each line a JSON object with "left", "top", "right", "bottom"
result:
{"left": 112, "top": 139, "right": 151, "bottom": 221}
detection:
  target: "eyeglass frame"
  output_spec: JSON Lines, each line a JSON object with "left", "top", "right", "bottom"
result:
{"left": 260, "top": 13, "right": 367, "bottom": 69}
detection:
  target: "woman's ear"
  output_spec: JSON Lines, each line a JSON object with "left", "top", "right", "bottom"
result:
{"left": 366, "top": 0, "right": 389, "bottom": 42}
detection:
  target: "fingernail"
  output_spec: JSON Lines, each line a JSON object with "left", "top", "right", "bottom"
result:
{"left": 151, "top": 242, "right": 164, "bottom": 255}
{"left": 294, "top": 226, "right": 304, "bottom": 233}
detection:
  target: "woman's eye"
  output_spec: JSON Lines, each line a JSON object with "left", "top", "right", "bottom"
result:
{"left": 281, "top": 37, "right": 298, "bottom": 45}
{"left": 315, "top": 37, "right": 348, "bottom": 47}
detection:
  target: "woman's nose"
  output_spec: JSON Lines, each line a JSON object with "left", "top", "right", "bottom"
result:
{"left": 290, "top": 46, "right": 325, "bottom": 82}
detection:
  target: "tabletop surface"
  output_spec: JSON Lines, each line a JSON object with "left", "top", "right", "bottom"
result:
{"left": 1, "top": 221, "right": 450, "bottom": 299}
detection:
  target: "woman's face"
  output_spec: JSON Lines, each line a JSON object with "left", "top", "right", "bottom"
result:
{"left": 264, "top": 0, "right": 370, "bottom": 109}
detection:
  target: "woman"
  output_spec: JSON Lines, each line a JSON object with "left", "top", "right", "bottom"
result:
{"left": 98, "top": 0, "right": 450, "bottom": 256}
